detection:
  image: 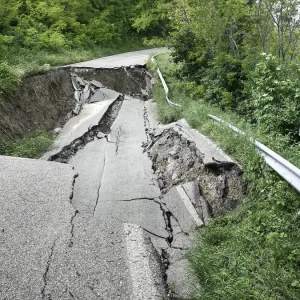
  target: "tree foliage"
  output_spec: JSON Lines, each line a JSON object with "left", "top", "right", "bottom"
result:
{"left": 134, "top": 0, "right": 300, "bottom": 141}
{"left": 0, "top": 0, "right": 141, "bottom": 53}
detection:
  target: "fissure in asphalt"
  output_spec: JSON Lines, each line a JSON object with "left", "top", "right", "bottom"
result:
{"left": 49, "top": 96, "right": 124, "bottom": 163}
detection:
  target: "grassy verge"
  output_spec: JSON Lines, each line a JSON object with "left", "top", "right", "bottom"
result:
{"left": 150, "top": 53, "right": 300, "bottom": 299}
{"left": 0, "top": 130, "right": 53, "bottom": 158}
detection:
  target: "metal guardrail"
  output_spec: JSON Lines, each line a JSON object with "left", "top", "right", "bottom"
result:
{"left": 151, "top": 56, "right": 181, "bottom": 108}
{"left": 208, "top": 114, "right": 300, "bottom": 193}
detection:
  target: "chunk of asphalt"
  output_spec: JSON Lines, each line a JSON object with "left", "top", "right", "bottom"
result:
{"left": 124, "top": 223, "right": 167, "bottom": 299}
{"left": 90, "top": 79, "right": 104, "bottom": 88}
{"left": 42, "top": 97, "right": 121, "bottom": 161}
{"left": 182, "top": 181, "right": 211, "bottom": 225}
{"left": 162, "top": 186, "right": 204, "bottom": 234}
{"left": 89, "top": 88, "right": 120, "bottom": 103}
{"left": 81, "top": 86, "right": 91, "bottom": 103}
{"left": 157, "top": 119, "right": 236, "bottom": 166}
{"left": 0, "top": 156, "right": 76, "bottom": 300}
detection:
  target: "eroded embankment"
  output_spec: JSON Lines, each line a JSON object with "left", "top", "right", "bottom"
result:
{"left": 0, "top": 65, "right": 152, "bottom": 144}
{"left": 72, "top": 66, "right": 153, "bottom": 99}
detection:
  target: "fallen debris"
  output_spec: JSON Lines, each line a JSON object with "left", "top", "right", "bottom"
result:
{"left": 146, "top": 123, "right": 245, "bottom": 217}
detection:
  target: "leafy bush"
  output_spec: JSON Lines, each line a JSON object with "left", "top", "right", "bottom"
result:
{"left": 150, "top": 53, "right": 300, "bottom": 299}
{"left": 249, "top": 54, "right": 300, "bottom": 140}
{"left": 0, "top": 62, "right": 23, "bottom": 93}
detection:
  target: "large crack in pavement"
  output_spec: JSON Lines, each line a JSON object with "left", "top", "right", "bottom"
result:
{"left": 93, "top": 146, "right": 107, "bottom": 216}
{"left": 48, "top": 96, "right": 124, "bottom": 163}
{"left": 140, "top": 104, "right": 246, "bottom": 298}
{"left": 41, "top": 238, "right": 58, "bottom": 299}
{"left": 69, "top": 210, "right": 79, "bottom": 248}
{"left": 41, "top": 61, "right": 246, "bottom": 299}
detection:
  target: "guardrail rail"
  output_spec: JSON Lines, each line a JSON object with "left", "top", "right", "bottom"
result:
{"left": 151, "top": 55, "right": 181, "bottom": 108}
{"left": 208, "top": 114, "right": 300, "bottom": 193}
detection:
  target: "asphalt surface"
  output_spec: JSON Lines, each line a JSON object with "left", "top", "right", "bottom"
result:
{"left": 1, "top": 49, "right": 169, "bottom": 300}
{"left": 69, "top": 48, "right": 168, "bottom": 69}
{"left": 0, "top": 156, "right": 76, "bottom": 299}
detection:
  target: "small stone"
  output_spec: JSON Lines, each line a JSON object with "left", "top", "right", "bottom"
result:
{"left": 141, "top": 89, "right": 149, "bottom": 100}
{"left": 158, "top": 179, "right": 164, "bottom": 189}
{"left": 97, "top": 132, "right": 105, "bottom": 139}
{"left": 172, "top": 173, "right": 178, "bottom": 180}
{"left": 53, "top": 127, "right": 62, "bottom": 135}
{"left": 169, "top": 150, "right": 176, "bottom": 157}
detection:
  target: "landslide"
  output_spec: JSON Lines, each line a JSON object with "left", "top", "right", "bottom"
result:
{"left": 0, "top": 68, "right": 74, "bottom": 143}
{"left": 0, "top": 65, "right": 152, "bottom": 144}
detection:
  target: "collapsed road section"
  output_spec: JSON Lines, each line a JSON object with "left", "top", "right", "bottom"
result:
{"left": 44, "top": 63, "right": 245, "bottom": 298}
{"left": 0, "top": 49, "right": 245, "bottom": 300}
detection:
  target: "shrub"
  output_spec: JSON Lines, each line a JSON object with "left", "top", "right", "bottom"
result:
{"left": 249, "top": 54, "right": 300, "bottom": 140}
{"left": 0, "top": 61, "right": 23, "bottom": 93}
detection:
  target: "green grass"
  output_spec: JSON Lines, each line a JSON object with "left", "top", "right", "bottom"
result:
{"left": 150, "top": 53, "right": 300, "bottom": 299}
{"left": 0, "top": 130, "right": 53, "bottom": 158}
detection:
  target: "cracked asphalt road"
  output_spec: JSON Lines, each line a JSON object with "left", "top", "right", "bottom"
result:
{"left": 0, "top": 49, "right": 244, "bottom": 299}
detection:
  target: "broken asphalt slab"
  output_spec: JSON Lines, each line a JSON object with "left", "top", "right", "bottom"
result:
{"left": 42, "top": 97, "right": 122, "bottom": 161}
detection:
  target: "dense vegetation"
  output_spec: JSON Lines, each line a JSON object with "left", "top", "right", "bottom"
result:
{"left": 0, "top": 0, "right": 153, "bottom": 93}
{"left": 0, "top": 0, "right": 152, "bottom": 157}
{"left": 135, "top": 0, "right": 300, "bottom": 142}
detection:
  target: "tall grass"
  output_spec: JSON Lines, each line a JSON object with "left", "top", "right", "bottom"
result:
{"left": 150, "top": 53, "right": 300, "bottom": 299}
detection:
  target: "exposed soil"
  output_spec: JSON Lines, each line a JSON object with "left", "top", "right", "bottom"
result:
{"left": 72, "top": 66, "right": 152, "bottom": 99}
{"left": 0, "top": 68, "right": 74, "bottom": 143}
{"left": 146, "top": 128, "right": 246, "bottom": 217}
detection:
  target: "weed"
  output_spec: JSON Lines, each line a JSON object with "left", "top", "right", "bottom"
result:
{"left": 0, "top": 130, "right": 53, "bottom": 158}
